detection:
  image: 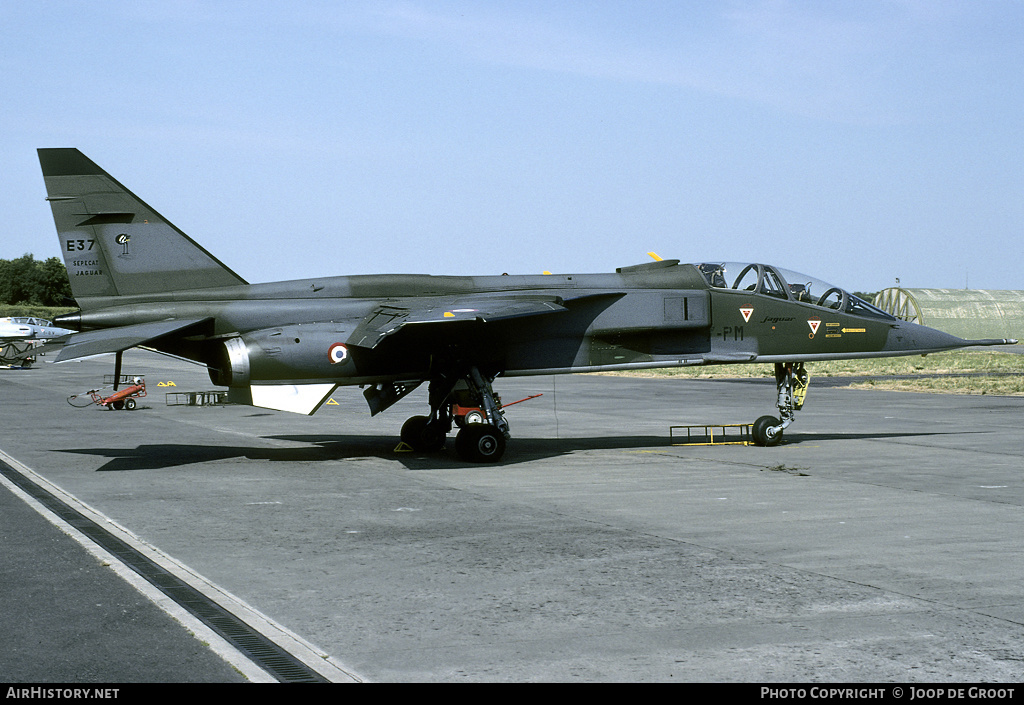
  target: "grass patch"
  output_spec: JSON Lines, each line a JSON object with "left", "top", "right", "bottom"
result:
{"left": 0, "top": 304, "right": 77, "bottom": 319}
{"left": 848, "top": 375, "right": 1024, "bottom": 396}
{"left": 601, "top": 349, "right": 1024, "bottom": 396}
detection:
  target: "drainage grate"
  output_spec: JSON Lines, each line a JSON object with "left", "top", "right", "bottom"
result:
{"left": 0, "top": 459, "right": 330, "bottom": 683}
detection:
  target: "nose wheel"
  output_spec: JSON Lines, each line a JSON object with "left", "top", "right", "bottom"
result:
{"left": 752, "top": 415, "right": 783, "bottom": 446}
{"left": 752, "top": 362, "right": 808, "bottom": 447}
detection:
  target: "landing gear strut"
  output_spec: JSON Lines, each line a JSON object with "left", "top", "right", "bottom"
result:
{"left": 752, "top": 362, "right": 808, "bottom": 447}
{"left": 400, "top": 366, "right": 510, "bottom": 463}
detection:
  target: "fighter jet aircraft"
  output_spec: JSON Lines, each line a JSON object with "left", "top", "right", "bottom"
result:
{"left": 0, "top": 316, "right": 73, "bottom": 342}
{"left": 0, "top": 316, "right": 74, "bottom": 366}
{"left": 38, "top": 148, "right": 1017, "bottom": 460}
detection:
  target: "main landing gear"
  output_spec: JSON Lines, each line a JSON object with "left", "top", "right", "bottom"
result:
{"left": 751, "top": 362, "right": 808, "bottom": 447}
{"left": 400, "top": 366, "right": 510, "bottom": 463}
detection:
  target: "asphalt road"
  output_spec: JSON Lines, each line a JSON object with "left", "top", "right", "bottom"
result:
{"left": 1, "top": 350, "right": 1022, "bottom": 682}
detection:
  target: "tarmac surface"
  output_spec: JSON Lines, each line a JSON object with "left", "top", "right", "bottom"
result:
{"left": 1, "top": 350, "right": 1023, "bottom": 682}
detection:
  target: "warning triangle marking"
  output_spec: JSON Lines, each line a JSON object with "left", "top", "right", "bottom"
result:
{"left": 807, "top": 319, "right": 821, "bottom": 335}
{"left": 739, "top": 307, "right": 754, "bottom": 323}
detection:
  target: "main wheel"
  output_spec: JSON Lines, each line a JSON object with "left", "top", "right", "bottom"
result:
{"left": 463, "top": 409, "right": 485, "bottom": 425}
{"left": 125, "top": 398, "right": 137, "bottom": 410}
{"left": 401, "top": 415, "right": 446, "bottom": 452}
{"left": 455, "top": 424, "right": 506, "bottom": 463}
{"left": 752, "top": 415, "right": 783, "bottom": 447}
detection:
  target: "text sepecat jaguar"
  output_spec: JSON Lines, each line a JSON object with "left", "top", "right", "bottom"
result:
{"left": 39, "top": 149, "right": 1017, "bottom": 461}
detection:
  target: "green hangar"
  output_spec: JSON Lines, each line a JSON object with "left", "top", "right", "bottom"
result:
{"left": 873, "top": 288, "right": 1024, "bottom": 341}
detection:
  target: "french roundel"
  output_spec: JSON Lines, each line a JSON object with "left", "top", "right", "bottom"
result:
{"left": 328, "top": 342, "right": 348, "bottom": 364}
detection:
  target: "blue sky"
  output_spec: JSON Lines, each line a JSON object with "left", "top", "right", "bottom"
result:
{"left": 2, "top": 1, "right": 1021, "bottom": 292}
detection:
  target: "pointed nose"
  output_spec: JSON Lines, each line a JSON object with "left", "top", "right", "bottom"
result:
{"left": 884, "top": 322, "right": 976, "bottom": 354}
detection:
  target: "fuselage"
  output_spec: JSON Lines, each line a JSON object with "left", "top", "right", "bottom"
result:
{"left": 0, "top": 316, "right": 73, "bottom": 342}
{"left": 55, "top": 261, "right": 976, "bottom": 388}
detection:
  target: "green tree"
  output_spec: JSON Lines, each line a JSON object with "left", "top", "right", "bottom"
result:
{"left": 39, "top": 256, "right": 73, "bottom": 306}
{"left": 9, "top": 254, "right": 41, "bottom": 304}
{"left": 0, "top": 258, "right": 10, "bottom": 304}
{"left": 0, "top": 254, "right": 71, "bottom": 306}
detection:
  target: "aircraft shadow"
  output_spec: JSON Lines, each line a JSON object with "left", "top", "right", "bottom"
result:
{"left": 783, "top": 430, "right": 979, "bottom": 443}
{"left": 271, "top": 429, "right": 965, "bottom": 469}
{"left": 55, "top": 429, "right": 967, "bottom": 473}
{"left": 56, "top": 437, "right": 394, "bottom": 473}
{"left": 273, "top": 434, "right": 670, "bottom": 470}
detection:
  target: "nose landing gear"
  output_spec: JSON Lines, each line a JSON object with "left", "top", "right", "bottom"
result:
{"left": 752, "top": 362, "right": 808, "bottom": 447}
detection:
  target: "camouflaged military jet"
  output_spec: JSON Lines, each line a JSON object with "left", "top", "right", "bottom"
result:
{"left": 38, "top": 148, "right": 1017, "bottom": 461}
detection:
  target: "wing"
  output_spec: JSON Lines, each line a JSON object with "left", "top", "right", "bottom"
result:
{"left": 347, "top": 294, "right": 580, "bottom": 350}
{"left": 53, "top": 318, "right": 213, "bottom": 362}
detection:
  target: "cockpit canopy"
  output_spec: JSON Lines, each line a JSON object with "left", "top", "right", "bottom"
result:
{"left": 694, "top": 262, "right": 894, "bottom": 320}
{"left": 1, "top": 317, "right": 51, "bottom": 326}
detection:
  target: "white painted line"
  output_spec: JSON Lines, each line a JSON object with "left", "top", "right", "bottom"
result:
{"left": 0, "top": 448, "right": 364, "bottom": 683}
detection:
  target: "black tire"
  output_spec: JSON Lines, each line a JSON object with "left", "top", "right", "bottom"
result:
{"left": 125, "top": 398, "right": 137, "bottom": 410}
{"left": 752, "top": 415, "right": 783, "bottom": 447}
{"left": 455, "top": 425, "right": 506, "bottom": 463}
{"left": 401, "top": 415, "right": 446, "bottom": 452}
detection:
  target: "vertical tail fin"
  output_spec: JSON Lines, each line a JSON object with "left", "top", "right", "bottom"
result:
{"left": 38, "top": 148, "right": 247, "bottom": 307}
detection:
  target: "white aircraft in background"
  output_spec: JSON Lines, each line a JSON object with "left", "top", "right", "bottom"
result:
{"left": 0, "top": 316, "right": 74, "bottom": 367}
{"left": 0, "top": 316, "right": 74, "bottom": 341}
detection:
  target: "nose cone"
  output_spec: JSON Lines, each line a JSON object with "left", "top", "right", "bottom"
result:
{"left": 884, "top": 322, "right": 1011, "bottom": 354}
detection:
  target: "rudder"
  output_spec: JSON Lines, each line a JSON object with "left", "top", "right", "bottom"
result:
{"left": 38, "top": 148, "right": 247, "bottom": 306}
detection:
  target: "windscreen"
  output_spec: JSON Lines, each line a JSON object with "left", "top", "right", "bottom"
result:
{"left": 695, "top": 262, "right": 894, "bottom": 320}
